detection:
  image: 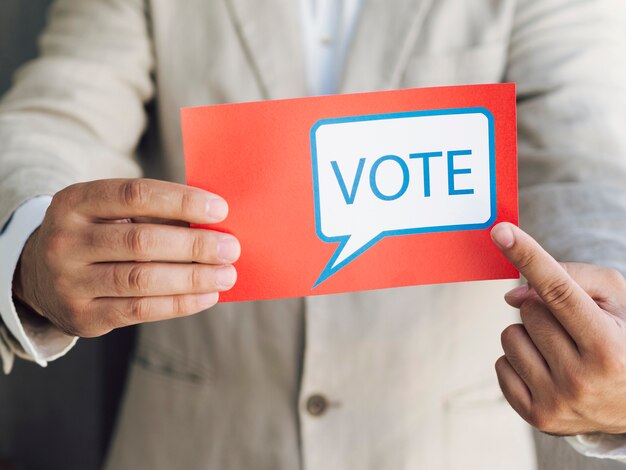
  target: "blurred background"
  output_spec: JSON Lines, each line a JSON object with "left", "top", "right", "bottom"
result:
{"left": 0, "top": 2, "right": 135, "bottom": 469}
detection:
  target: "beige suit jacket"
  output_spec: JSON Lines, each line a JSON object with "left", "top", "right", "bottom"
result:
{"left": 1, "top": 0, "right": 626, "bottom": 469}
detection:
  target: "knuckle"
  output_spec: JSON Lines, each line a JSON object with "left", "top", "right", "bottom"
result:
{"left": 529, "top": 400, "right": 569, "bottom": 434}
{"left": 528, "top": 408, "right": 555, "bottom": 432}
{"left": 48, "top": 192, "right": 65, "bottom": 214}
{"left": 595, "top": 346, "right": 626, "bottom": 375}
{"left": 125, "top": 227, "right": 154, "bottom": 258}
{"left": 110, "top": 265, "right": 127, "bottom": 294}
{"left": 121, "top": 180, "right": 151, "bottom": 209}
{"left": 562, "top": 367, "right": 593, "bottom": 402}
{"left": 53, "top": 275, "right": 74, "bottom": 297}
{"left": 565, "top": 374, "right": 588, "bottom": 400}
{"left": 540, "top": 278, "right": 575, "bottom": 309}
{"left": 172, "top": 296, "right": 189, "bottom": 316}
{"left": 180, "top": 189, "right": 199, "bottom": 217}
{"left": 128, "top": 297, "right": 151, "bottom": 323}
{"left": 59, "top": 299, "right": 110, "bottom": 338}
{"left": 519, "top": 299, "right": 547, "bottom": 327}
{"left": 527, "top": 409, "right": 544, "bottom": 429}
{"left": 190, "top": 266, "right": 206, "bottom": 291}
{"left": 603, "top": 267, "right": 626, "bottom": 288}
{"left": 126, "top": 265, "right": 151, "bottom": 294}
{"left": 111, "top": 264, "right": 151, "bottom": 294}
{"left": 44, "top": 228, "right": 72, "bottom": 258}
{"left": 516, "top": 248, "right": 538, "bottom": 272}
{"left": 501, "top": 324, "right": 523, "bottom": 348}
{"left": 494, "top": 356, "right": 508, "bottom": 376}
{"left": 53, "top": 183, "right": 82, "bottom": 209}
{"left": 172, "top": 295, "right": 208, "bottom": 316}
{"left": 64, "top": 301, "right": 81, "bottom": 323}
{"left": 90, "top": 225, "right": 115, "bottom": 249}
{"left": 62, "top": 300, "right": 89, "bottom": 334}
{"left": 191, "top": 233, "right": 207, "bottom": 261}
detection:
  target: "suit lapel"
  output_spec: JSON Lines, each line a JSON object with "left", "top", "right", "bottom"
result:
{"left": 224, "top": 0, "right": 432, "bottom": 98}
{"left": 224, "top": 0, "right": 307, "bottom": 100}
{"left": 340, "top": 0, "right": 433, "bottom": 93}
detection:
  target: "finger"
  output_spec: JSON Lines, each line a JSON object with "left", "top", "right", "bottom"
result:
{"left": 71, "top": 179, "right": 228, "bottom": 224}
{"left": 130, "top": 217, "right": 189, "bottom": 227}
{"left": 82, "top": 223, "right": 240, "bottom": 264}
{"left": 519, "top": 299, "right": 579, "bottom": 374}
{"left": 561, "top": 263, "right": 626, "bottom": 313}
{"left": 495, "top": 356, "right": 532, "bottom": 422}
{"left": 492, "top": 223, "right": 602, "bottom": 346}
{"left": 506, "top": 265, "right": 626, "bottom": 313}
{"left": 505, "top": 284, "right": 538, "bottom": 308}
{"left": 501, "top": 323, "right": 552, "bottom": 391}
{"left": 91, "top": 292, "right": 220, "bottom": 328}
{"left": 85, "top": 263, "right": 237, "bottom": 298}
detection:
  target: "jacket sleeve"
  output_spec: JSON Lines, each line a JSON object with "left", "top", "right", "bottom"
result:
{"left": 507, "top": 0, "right": 626, "bottom": 275}
{"left": 506, "top": 0, "right": 626, "bottom": 461}
{"left": 0, "top": 0, "right": 155, "bottom": 227}
{"left": 0, "top": 0, "right": 155, "bottom": 368}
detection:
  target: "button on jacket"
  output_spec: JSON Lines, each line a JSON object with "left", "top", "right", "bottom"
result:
{"left": 1, "top": 1, "right": 626, "bottom": 469}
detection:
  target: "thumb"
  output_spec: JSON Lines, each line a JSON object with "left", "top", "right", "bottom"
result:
{"left": 502, "top": 262, "right": 626, "bottom": 315}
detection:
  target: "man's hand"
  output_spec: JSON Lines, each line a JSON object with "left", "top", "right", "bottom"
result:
{"left": 491, "top": 222, "right": 626, "bottom": 436}
{"left": 13, "top": 179, "right": 240, "bottom": 337}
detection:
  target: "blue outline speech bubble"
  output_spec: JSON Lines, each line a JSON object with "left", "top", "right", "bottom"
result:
{"left": 310, "top": 107, "right": 497, "bottom": 288}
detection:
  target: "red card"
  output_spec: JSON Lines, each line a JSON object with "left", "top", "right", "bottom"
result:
{"left": 182, "top": 84, "right": 519, "bottom": 302}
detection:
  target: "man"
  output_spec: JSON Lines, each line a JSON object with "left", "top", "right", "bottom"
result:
{"left": 1, "top": 0, "right": 626, "bottom": 469}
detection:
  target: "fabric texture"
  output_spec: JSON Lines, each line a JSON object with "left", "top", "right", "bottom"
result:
{"left": 0, "top": 0, "right": 625, "bottom": 469}
{"left": 0, "top": 0, "right": 360, "bottom": 374}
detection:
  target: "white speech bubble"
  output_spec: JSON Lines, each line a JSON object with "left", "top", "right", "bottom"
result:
{"left": 310, "top": 108, "right": 496, "bottom": 287}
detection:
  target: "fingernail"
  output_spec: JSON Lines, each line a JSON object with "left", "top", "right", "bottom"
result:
{"left": 216, "top": 266, "right": 237, "bottom": 289}
{"left": 207, "top": 198, "right": 229, "bottom": 221}
{"left": 506, "top": 284, "right": 530, "bottom": 299}
{"left": 217, "top": 238, "right": 241, "bottom": 263}
{"left": 198, "top": 293, "right": 218, "bottom": 308}
{"left": 491, "top": 223, "right": 515, "bottom": 249}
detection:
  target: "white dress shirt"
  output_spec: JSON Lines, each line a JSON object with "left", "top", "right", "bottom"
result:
{"left": 300, "top": 0, "right": 363, "bottom": 96}
{"left": 0, "top": 0, "right": 623, "bottom": 462}
{"left": 0, "top": 196, "right": 76, "bottom": 373}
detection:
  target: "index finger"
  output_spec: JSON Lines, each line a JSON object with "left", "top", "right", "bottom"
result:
{"left": 70, "top": 179, "right": 228, "bottom": 224}
{"left": 491, "top": 222, "right": 602, "bottom": 347}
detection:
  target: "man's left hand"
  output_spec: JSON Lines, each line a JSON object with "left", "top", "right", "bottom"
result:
{"left": 491, "top": 222, "right": 626, "bottom": 436}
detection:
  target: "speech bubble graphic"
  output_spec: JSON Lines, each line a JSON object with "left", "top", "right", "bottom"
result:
{"left": 311, "top": 108, "right": 496, "bottom": 287}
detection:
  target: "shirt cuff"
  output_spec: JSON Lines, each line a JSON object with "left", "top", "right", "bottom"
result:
{"left": 566, "top": 434, "right": 626, "bottom": 463}
{"left": 0, "top": 196, "right": 77, "bottom": 373}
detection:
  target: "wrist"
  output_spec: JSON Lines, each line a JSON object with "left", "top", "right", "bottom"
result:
{"left": 12, "top": 228, "right": 43, "bottom": 316}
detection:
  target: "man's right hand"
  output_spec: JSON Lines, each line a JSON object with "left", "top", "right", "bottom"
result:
{"left": 12, "top": 179, "right": 240, "bottom": 337}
